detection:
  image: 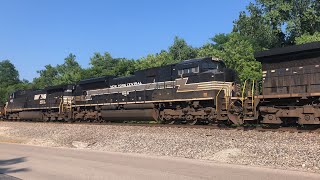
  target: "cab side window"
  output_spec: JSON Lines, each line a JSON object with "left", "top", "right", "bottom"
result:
{"left": 178, "top": 66, "right": 199, "bottom": 75}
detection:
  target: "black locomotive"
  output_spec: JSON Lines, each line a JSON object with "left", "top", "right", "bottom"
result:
{"left": 4, "top": 57, "right": 237, "bottom": 125}
{"left": 4, "top": 42, "right": 320, "bottom": 126}
{"left": 253, "top": 42, "right": 320, "bottom": 125}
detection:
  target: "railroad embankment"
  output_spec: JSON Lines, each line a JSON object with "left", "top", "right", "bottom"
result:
{"left": 0, "top": 121, "right": 319, "bottom": 173}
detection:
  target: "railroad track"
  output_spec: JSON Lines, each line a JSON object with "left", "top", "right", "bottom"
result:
{"left": 1, "top": 119, "right": 320, "bottom": 133}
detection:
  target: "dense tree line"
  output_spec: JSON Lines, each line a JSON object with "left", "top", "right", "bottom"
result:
{"left": 1, "top": 0, "right": 320, "bottom": 104}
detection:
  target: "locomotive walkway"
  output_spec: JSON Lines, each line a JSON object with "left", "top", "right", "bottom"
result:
{"left": 0, "top": 143, "right": 319, "bottom": 180}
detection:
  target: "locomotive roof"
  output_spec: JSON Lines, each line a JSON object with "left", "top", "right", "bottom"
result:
{"left": 178, "top": 57, "right": 223, "bottom": 65}
{"left": 79, "top": 75, "right": 115, "bottom": 85}
{"left": 255, "top": 41, "right": 320, "bottom": 63}
{"left": 45, "top": 84, "right": 73, "bottom": 90}
{"left": 78, "top": 57, "right": 223, "bottom": 86}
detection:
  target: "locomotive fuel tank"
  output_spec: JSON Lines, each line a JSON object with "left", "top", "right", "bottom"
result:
{"left": 101, "top": 109, "right": 157, "bottom": 121}
{"left": 100, "top": 104, "right": 156, "bottom": 122}
{"left": 19, "top": 111, "right": 43, "bottom": 120}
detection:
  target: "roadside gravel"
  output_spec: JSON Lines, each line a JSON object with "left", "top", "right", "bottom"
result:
{"left": 0, "top": 121, "right": 319, "bottom": 173}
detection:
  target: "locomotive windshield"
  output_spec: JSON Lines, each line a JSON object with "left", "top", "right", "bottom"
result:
{"left": 201, "top": 61, "right": 225, "bottom": 72}
{"left": 202, "top": 62, "right": 218, "bottom": 70}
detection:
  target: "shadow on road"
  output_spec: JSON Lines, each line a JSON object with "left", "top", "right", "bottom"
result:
{"left": 0, "top": 157, "right": 30, "bottom": 174}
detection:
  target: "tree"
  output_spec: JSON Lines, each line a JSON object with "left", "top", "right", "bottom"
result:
{"left": 233, "top": 2, "right": 285, "bottom": 49}
{"left": 197, "top": 43, "right": 221, "bottom": 58}
{"left": 88, "top": 52, "right": 115, "bottom": 77}
{"left": 55, "top": 53, "right": 83, "bottom": 85}
{"left": 295, "top": 32, "right": 320, "bottom": 45}
{"left": 112, "top": 58, "right": 136, "bottom": 76}
{"left": 136, "top": 51, "right": 174, "bottom": 70}
{"left": 86, "top": 52, "right": 136, "bottom": 78}
{"left": 168, "top": 36, "right": 198, "bottom": 61}
{"left": 0, "top": 60, "right": 27, "bottom": 104}
{"left": 221, "top": 33, "right": 262, "bottom": 82}
{"left": 210, "top": 33, "right": 231, "bottom": 50}
{"left": 233, "top": 0, "right": 320, "bottom": 48}
{"left": 33, "top": 54, "right": 83, "bottom": 88}
{"left": 0, "top": 60, "right": 20, "bottom": 87}
{"left": 198, "top": 33, "right": 262, "bottom": 83}
{"left": 285, "top": 0, "right": 320, "bottom": 42}
{"left": 197, "top": 33, "right": 231, "bottom": 58}
{"left": 32, "top": 64, "right": 58, "bottom": 89}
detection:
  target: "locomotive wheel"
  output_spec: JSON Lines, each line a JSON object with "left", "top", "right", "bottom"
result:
{"left": 187, "top": 119, "right": 198, "bottom": 125}
{"left": 164, "top": 115, "right": 175, "bottom": 124}
{"left": 167, "top": 119, "right": 182, "bottom": 124}
{"left": 45, "top": 117, "right": 51, "bottom": 122}
{"left": 167, "top": 119, "right": 176, "bottom": 124}
{"left": 98, "top": 117, "right": 105, "bottom": 123}
{"left": 67, "top": 118, "right": 74, "bottom": 123}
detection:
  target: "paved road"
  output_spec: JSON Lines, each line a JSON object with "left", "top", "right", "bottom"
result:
{"left": 0, "top": 143, "right": 319, "bottom": 180}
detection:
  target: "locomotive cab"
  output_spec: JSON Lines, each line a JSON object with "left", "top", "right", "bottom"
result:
{"left": 176, "top": 57, "right": 225, "bottom": 75}
{"left": 200, "top": 58, "right": 226, "bottom": 73}
{"left": 176, "top": 57, "right": 237, "bottom": 84}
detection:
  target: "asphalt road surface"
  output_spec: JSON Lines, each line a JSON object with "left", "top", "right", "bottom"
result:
{"left": 0, "top": 143, "right": 319, "bottom": 180}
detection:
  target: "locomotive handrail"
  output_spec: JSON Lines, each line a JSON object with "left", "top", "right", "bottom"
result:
{"left": 241, "top": 80, "right": 247, "bottom": 107}
{"left": 59, "top": 96, "right": 63, "bottom": 114}
{"left": 215, "top": 87, "right": 224, "bottom": 113}
{"left": 59, "top": 97, "right": 63, "bottom": 114}
{"left": 4, "top": 102, "right": 8, "bottom": 116}
{"left": 252, "top": 80, "right": 255, "bottom": 111}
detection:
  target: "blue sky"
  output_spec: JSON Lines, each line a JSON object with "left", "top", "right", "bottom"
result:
{"left": 0, "top": 0, "right": 252, "bottom": 81}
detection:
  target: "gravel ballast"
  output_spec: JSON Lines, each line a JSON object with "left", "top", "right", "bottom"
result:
{"left": 0, "top": 121, "right": 319, "bottom": 173}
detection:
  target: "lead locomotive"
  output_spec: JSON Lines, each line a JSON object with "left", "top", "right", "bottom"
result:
{"left": 4, "top": 42, "right": 320, "bottom": 126}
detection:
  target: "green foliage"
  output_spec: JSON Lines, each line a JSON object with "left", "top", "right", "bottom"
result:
{"left": 136, "top": 51, "right": 174, "bottom": 70}
{"left": 32, "top": 65, "right": 58, "bottom": 89}
{"left": 86, "top": 52, "right": 115, "bottom": 78}
{"left": 210, "top": 33, "right": 231, "bottom": 50}
{"left": 32, "top": 53, "right": 83, "bottom": 89}
{"left": 234, "top": 2, "right": 285, "bottom": 49}
{"left": 221, "top": 33, "right": 262, "bottom": 82}
{"left": 136, "top": 36, "right": 198, "bottom": 70}
{"left": 84, "top": 52, "right": 136, "bottom": 78}
{"left": 55, "top": 53, "right": 83, "bottom": 85}
{"left": 112, "top": 58, "right": 136, "bottom": 77}
{"left": 0, "top": 60, "right": 20, "bottom": 87}
{"left": 197, "top": 33, "right": 261, "bottom": 83}
{"left": 197, "top": 43, "right": 221, "bottom": 58}
{"left": 0, "top": 60, "right": 30, "bottom": 104}
{"left": 295, "top": 32, "right": 320, "bottom": 45}
{"left": 234, "top": 0, "right": 320, "bottom": 48}
{"left": 197, "top": 33, "right": 230, "bottom": 59}
{"left": 213, "top": 33, "right": 262, "bottom": 82}
{"left": 168, "top": 36, "right": 198, "bottom": 61}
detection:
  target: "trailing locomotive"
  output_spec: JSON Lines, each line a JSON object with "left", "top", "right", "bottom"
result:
{"left": 4, "top": 57, "right": 238, "bottom": 124}
{"left": 4, "top": 41, "right": 320, "bottom": 126}
{"left": 253, "top": 42, "right": 320, "bottom": 125}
